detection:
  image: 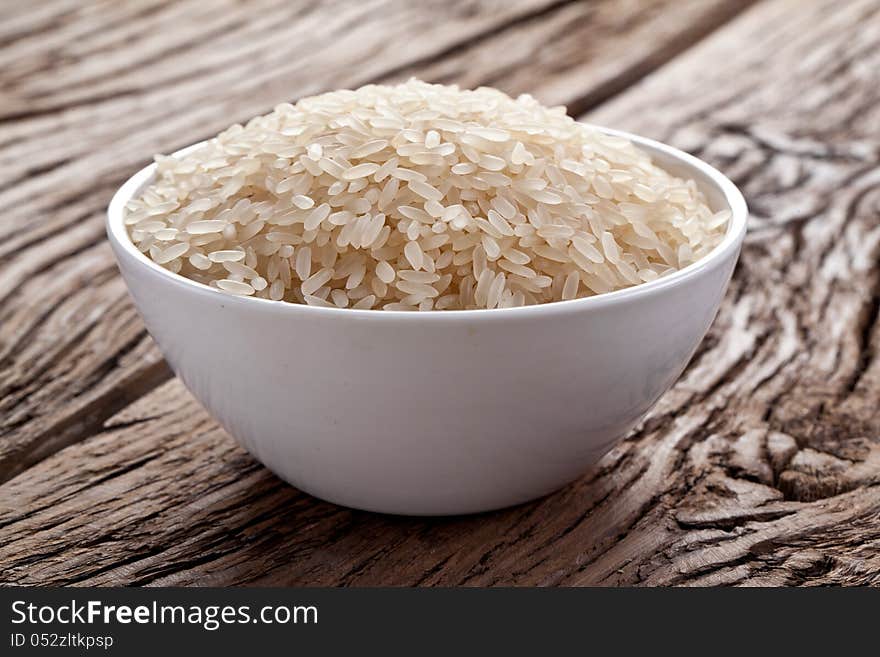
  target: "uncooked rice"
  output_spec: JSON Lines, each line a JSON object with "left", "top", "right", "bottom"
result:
{"left": 125, "top": 79, "right": 729, "bottom": 310}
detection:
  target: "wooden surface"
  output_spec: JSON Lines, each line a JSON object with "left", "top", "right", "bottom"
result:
{"left": 1, "top": 0, "right": 878, "bottom": 586}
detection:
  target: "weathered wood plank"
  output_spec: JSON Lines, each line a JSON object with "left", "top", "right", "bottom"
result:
{"left": 389, "top": 0, "right": 755, "bottom": 112}
{"left": 0, "top": 0, "right": 748, "bottom": 482}
{"left": 2, "top": 0, "right": 878, "bottom": 586}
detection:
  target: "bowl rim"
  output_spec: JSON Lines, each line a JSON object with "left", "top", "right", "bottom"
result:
{"left": 107, "top": 124, "right": 747, "bottom": 322}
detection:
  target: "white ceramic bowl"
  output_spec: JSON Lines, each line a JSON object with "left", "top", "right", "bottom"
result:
{"left": 107, "top": 127, "right": 746, "bottom": 515}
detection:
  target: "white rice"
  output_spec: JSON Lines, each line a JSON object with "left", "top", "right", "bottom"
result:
{"left": 125, "top": 79, "right": 728, "bottom": 310}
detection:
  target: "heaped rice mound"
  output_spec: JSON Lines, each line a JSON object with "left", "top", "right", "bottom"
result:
{"left": 125, "top": 79, "right": 729, "bottom": 310}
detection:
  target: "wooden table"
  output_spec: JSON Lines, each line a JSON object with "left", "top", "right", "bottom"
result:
{"left": 2, "top": 0, "right": 878, "bottom": 587}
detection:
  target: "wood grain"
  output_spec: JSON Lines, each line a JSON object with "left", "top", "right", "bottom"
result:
{"left": 0, "top": 0, "right": 748, "bottom": 484}
{"left": 3, "top": 0, "right": 879, "bottom": 586}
